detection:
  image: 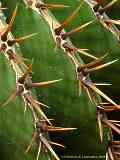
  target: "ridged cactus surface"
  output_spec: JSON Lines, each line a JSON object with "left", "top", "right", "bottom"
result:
{"left": 0, "top": 0, "right": 120, "bottom": 160}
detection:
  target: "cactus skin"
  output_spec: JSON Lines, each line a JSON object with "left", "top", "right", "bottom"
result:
{"left": 1, "top": 0, "right": 120, "bottom": 160}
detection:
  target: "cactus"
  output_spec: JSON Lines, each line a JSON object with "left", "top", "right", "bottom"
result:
{"left": 0, "top": 0, "right": 120, "bottom": 160}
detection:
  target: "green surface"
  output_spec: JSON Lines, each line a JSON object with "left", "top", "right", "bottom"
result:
{"left": 1, "top": 0, "right": 118, "bottom": 159}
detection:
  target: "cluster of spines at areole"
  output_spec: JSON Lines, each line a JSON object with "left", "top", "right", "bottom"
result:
{"left": 1, "top": 0, "right": 120, "bottom": 159}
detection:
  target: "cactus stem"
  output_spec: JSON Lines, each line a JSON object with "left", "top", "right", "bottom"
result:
{"left": 33, "top": 0, "right": 120, "bottom": 158}
{"left": 0, "top": 2, "right": 79, "bottom": 159}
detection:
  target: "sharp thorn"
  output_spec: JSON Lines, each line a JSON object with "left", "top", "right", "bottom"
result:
{"left": 106, "top": 0, "right": 118, "bottom": 8}
{"left": 2, "top": 91, "right": 17, "bottom": 107}
{"left": 35, "top": 2, "right": 69, "bottom": 9}
{"left": 31, "top": 79, "right": 62, "bottom": 88}
{"left": 77, "top": 48, "right": 98, "bottom": 59}
{"left": 40, "top": 119, "right": 54, "bottom": 122}
{"left": 35, "top": 100, "right": 50, "bottom": 109}
{"left": 8, "top": 33, "right": 38, "bottom": 46}
{"left": 103, "top": 119, "right": 120, "bottom": 135}
{"left": 100, "top": 0, "right": 118, "bottom": 13}
{"left": 108, "top": 146, "right": 115, "bottom": 160}
{"left": 0, "top": 7, "right": 7, "bottom": 10}
{"left": 88, "top": 83, "right": 120, "bottom": 109}
{"left": 114, "top": 152, "right": 120, "bottom": 155}
{"left": 45, "top": 3, "right": 69, "bottom": 9}
{"left": 109, "top": 120, "right": 120, "bottom": 123}
{"left": 54, "top": 1, "right": 84, "bottom": 35}
{"left": 87, "top": 59, "right": 118, "bottom": 73}
{"left": 84, "top": 85, "right": 93, "bottom": 103}
{"left": 61, "top": 21, "right": 93, "bottom": 39}
{"left": 104, "top": 19, "right": 120, "bottom": 26}
{"left": 78, "top": 80, "right": 81, "bottom": 96}
{"left": 98, "top": 102, "right": 111, "bottom": 105}
{"left": 94, "top": 83, "right": 112, "bottom": 86}
{"left": 26, "top": 95, "right": 52, "bottom": 126}
{"left": 2, "top": 4, "right": 18, "bottom": 38}
{"left": 40, "top": 135, "right": 60, "bottom": 160}
{"left": 48, "top": 127, "right": 77, "bottom": 132}
{"left": 113, "top": 123, "right": 120, "bottom": 127}
{"left": 49, "top": 141, "right": 65, "bottom": 148}
{"left": 97, "top": 112, "right": 103, "bottom": 143}
{"left": 25, "top": 132, "right": 36, "bottom": 153}
{"left": 81, "top": 53, "right": 108, "bottom": 69}
{"left": 112, "top": 141, "right": 120, "bottom": 145}
{"left": 36, "top": 142, "right": 41, "bottom": 160}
